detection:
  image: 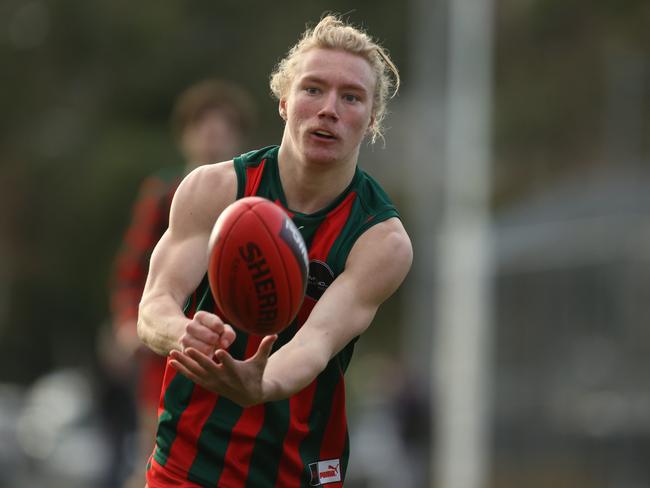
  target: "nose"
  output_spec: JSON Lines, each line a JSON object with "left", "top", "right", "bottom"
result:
{"left": 317, "top": 91, "right": 339, "bottom": 120}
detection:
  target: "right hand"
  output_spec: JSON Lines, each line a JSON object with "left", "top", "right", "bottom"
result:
{"left": 169, "top": 334, "right": 278, "bottom": 407}
{"left": 179, "top": 310, "right": 236, "bottom": 357}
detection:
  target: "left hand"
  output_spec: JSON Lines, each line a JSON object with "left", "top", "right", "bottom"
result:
{"left": 169, "top": 334, "right": 278, "bottom": 407}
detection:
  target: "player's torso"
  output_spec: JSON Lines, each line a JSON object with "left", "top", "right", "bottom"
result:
{"left": 151, "top": 146, "right": 398, "bottom": 487}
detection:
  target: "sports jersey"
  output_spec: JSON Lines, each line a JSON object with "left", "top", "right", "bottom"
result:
{"left": 148, "top": 145, "right": 399, "bottom": 487}
{"left": 111, "top": 167, "right": 183, "bottom": 406}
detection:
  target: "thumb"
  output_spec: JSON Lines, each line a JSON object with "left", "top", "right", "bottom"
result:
{"left": 252, "top": 335, "right": 278, "bottom": 362}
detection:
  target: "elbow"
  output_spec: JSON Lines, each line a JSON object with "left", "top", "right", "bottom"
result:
{"left": 136, "top": 299, "right": 154, "bottom": 349}
{"left": 136, "top": 315, "right": 146, "bottom": 343}
{"left": 135, "top": 294, "right": 181, "bottom": 357}
{"left": 136, "top": 300, "right": 146, "bottom": 340}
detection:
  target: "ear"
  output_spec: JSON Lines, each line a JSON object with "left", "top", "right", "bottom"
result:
{"left": 279, "top": 98, "right": 288, "bottom": 121}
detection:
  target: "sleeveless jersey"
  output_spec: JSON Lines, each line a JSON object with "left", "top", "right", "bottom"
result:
{"left": 149, "top": 145, "right": 400, "bottom": 487}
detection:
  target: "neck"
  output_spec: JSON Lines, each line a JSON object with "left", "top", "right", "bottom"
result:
{"left": 277, "top": 143, "right": 358, "bottom": 215}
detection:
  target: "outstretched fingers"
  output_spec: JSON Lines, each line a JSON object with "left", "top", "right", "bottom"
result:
{"left": 252, "top": 335, "right": 278, "bottom": 362}
{"left": 213, "top": 347, "right": 237, "bottom": 369}
{"left": 212, "top": 334, "right": 278, "bottom": 370}
{"left": 171, "top": 337, "right": 277, "bottom": 406}
{"left": 185, "top": 347, "right": 221, "bottom": 371}
{"left": 169, "top": 349, "right": 212, "bottom": 384}
{"left": 169, "top": 358, "right": 200, "bottom": 384}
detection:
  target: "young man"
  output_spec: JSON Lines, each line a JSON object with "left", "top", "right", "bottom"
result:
{"left": 109, "top": 79, "right": 255, "bottom": 488}
{"left": 138, "top": 15, "right": 413, "bottom": 487}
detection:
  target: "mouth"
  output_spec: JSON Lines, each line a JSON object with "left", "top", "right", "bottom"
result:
{"left": 311, "top": 129, "right": 338, "bottom": 141}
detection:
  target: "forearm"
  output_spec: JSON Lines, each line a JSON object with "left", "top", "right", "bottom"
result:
{"left": 261, "top": 335, "right": 331, "bottom": 402}
{"left": 137, "top": 295, "right": 187, "bottom": 356}
{"left": 257, "top": 278, "right": 383, "bottom": 403}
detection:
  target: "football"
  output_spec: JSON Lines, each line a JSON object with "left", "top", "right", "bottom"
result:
{"left": 207, "top": 196, "right": 309, "bottom": 336}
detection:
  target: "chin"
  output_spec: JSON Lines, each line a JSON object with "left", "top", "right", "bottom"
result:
{"left": 302, "top": 144, "right": 347, "bottom": 165}
{"left": 305, "top": 152, "right": 340, "bottom": 166}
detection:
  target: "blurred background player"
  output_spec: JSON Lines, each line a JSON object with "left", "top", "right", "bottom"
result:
{"left": 108, "top": 78, "right": 256, "bottom": 488}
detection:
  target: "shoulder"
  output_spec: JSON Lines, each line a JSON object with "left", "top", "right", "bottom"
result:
{"left": 170, "top": 161, "right": 238, "bottom": 235}
{"left": 345, "top": 217, "right": 412, "bottom": 303}
{"left": 235, "top": 145, "right": 279, "bottom": 166}
{"left": 178, "top": 160, "right": 237, "bottom": 193}
{"left": 355, "top": 168, "right": 396, "bottom": 209}
{"left": 349, "top": 168, "right": 399, "bottom": 232}
{"left": 351, "top": 217, "right": 412, "bottom": 266}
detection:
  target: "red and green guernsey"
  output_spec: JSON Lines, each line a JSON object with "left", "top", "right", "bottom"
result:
{"left": 148, "top": 145, "right": 400, "bottom": 487}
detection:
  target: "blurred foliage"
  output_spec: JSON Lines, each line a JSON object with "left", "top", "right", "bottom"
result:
{"left": 0, "top": 0, "right": 409, "bottom": 383}
{"left": 494, "top": 0, "right": 650, "bottom": 206}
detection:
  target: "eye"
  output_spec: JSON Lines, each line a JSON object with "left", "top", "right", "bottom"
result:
{"left": 305, "top": 87, "right": 320, "bottom": 95}
{"left": 343, "top": 94, "right": 360, "bottom": 103}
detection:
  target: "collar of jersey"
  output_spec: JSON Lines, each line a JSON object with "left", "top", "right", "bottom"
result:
{"left": 268, "top": 147, "right": 361, "bottom": 222}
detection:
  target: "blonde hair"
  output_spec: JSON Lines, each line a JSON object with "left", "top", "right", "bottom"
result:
{"left": 270, "top": 14, "right": 400, "bottom": 144}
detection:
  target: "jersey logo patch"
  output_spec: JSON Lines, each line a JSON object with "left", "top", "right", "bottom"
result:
{"left": 306, "top": 260, "right": 335, "bottom": 300}
{"left": 308, "top": 459, "right": 341, "bottom": 485}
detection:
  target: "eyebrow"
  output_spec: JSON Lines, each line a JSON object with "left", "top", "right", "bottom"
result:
{"left": 300, "top": 75, "right": 369, "bottom": 95}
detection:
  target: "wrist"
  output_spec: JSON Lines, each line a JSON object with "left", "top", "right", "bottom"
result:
{"left": 137, "top": 310, "right": 186, "bottom": 357}
{"left": 260, "top": 376, "right": 278, "bottom": 403}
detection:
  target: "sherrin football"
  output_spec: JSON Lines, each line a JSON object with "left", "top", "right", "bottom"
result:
{"left": 207, "top": 196, "right": 309, "bottom": 336}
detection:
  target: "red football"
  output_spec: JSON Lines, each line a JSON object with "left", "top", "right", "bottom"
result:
{"left": 207, "top": 196, "right": 309, "bottom": 336}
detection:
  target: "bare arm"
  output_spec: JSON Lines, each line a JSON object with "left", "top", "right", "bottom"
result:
{"left": 170, "top": 217, "right": 413, "bottom": 405}
{"left": 137, "top": 161, "right": 238, "bottom": 356}
{"left": 260, "top": 217, "right": 413, "bottom": 399}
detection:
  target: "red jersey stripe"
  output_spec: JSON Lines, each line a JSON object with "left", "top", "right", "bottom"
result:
{"left": 163, "top": 387, "right": 219, "bottom": 477}
{"left": 155, "top": 294, "right": 200, "bottom": 418}
{"left": 244, "top": 159, "right": 266, "bottom": 196}
{"left": 147, "top": 455, "right": 204, "bottom": 488}
{"left": 216, "top": 336, "right": 265, "bottom": 486}
{"left": 318, "top": 376, "right": 347, "bottom": 472}
{"left": 274, "top": 381, "right": 319, "bottom": 487}
{"left": 273, "top": 198, "right": 293, "bottom": 217}
{"left": 308, "top": 192, "right": 357, "bottom": 260}
{"left": 156, "top": 360, "right": 177, "bottom": 420}
{"left": 216, "top": 404, "right": 266, "bottom": 486}
{"left": 303, "top": 376, "right": 347, "bottom": 488}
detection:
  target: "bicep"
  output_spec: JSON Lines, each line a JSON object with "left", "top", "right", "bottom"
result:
{"left": 143, "top": 228, "right": 210, "bottom": 307}
{"left": 141, "top": 162, "right": 238, "bottom": 307}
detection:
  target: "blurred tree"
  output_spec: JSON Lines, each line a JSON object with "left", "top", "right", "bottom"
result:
{"left": 494, "top": 0, "right": 650, "bottom": 207}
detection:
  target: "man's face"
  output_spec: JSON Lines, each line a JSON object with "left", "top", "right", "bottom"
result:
{"left": 181, "top": 107, "right": 243, "bottom": 166}
{"left": 280, "top": 48, "right": 376, "bottom": 166}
